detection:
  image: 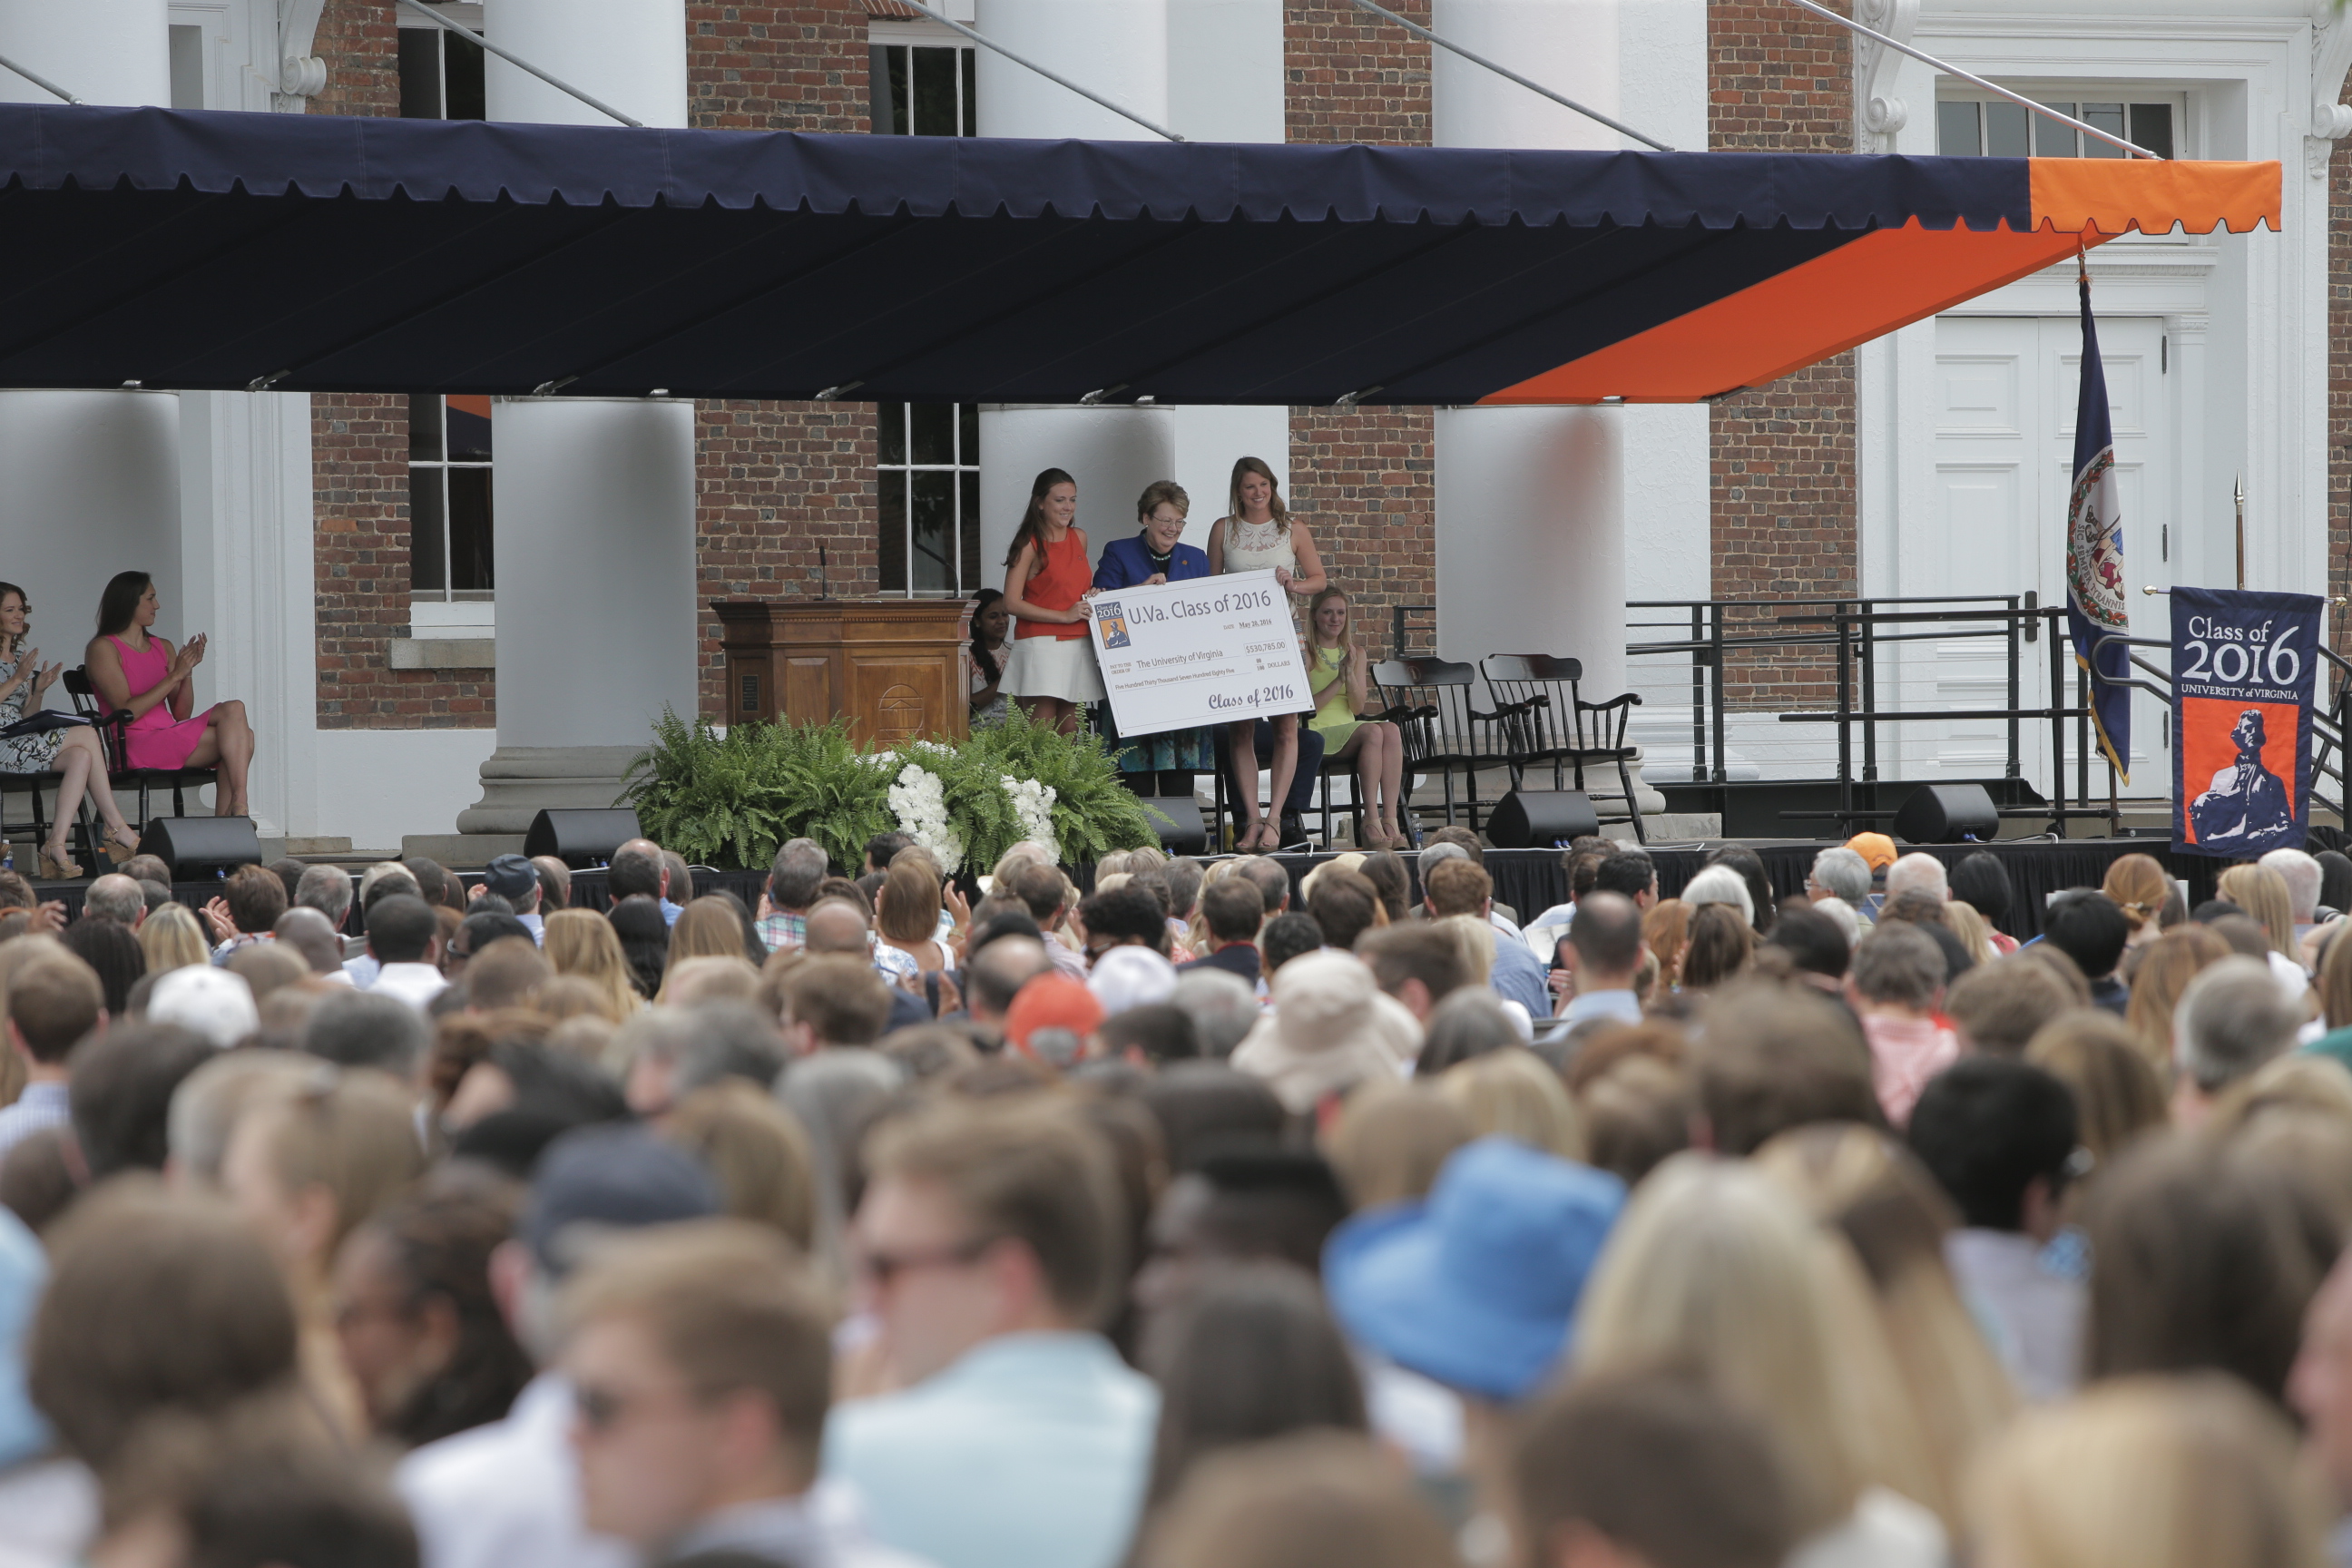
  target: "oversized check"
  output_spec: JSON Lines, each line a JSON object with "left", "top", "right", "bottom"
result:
{"left": 1089, "top": 570, "right": 1312, "bottom": 739}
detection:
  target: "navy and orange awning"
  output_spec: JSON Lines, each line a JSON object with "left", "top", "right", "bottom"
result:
{"left": 0, "top": 103, "right": 2279, "bottom": 405}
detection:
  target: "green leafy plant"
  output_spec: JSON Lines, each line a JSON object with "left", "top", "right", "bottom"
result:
{"left": 620, "top": 709, "right": 1161, "bottom": 871}
{"left": 957, "top": 710, "right": 1162, "bottom": 865}
{"left": 620, "top": 710, "right": 893, "bottom": 872}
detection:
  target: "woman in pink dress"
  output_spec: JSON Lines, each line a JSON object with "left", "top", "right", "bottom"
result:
{"left": 83, "top": 571, "right": 256, "bottom": 818}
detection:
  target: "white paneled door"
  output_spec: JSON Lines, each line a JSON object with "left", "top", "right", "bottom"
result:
{"left": 1907, "top": 313, "right": 2172, "bottom": 801}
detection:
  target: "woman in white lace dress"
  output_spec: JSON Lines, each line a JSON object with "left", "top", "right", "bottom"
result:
{"left": 0, "top": 582, "right": 142, "bottom": 879}
{"left": 1205, "top": 457, "right": 1327, "bottom": 850}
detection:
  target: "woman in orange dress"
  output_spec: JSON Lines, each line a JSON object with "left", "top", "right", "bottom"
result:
{"left": 996, "top": 467, "right": 1104, "bottom": 735}
{"left": 83, "top": 571, "right": 256, "bottom": 818}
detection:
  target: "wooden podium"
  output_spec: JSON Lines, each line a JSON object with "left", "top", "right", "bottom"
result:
{"left": 712, "top": 598, "right": 970, "bottom": 748}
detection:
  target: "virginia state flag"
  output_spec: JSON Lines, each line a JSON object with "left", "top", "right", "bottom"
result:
{"left": 2066, "top": 270, "right": 2132, "bottom": 782}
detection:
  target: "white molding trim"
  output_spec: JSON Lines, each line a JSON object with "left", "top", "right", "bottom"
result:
{"left": 276, "top": 0, "right": 326, "bottom": 102}
{"left": 1853, "top": 0, "right": 1920, "bottom": 152}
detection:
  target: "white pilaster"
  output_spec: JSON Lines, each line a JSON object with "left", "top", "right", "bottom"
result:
{"left": 1166, "top": 0, "right": 1288, "bottom": 555}
{"left": 1431, "top": 0, "right": 1632, "bottom": 699}
{"left": 176, "top": 389, "right": 316, "bottom": 836}
{"left": 0, "top": 1, "right": 184, "bottom": 789}
{"left": 975, "top": 0, "right": 1186, "bottom": 588}
{"left": 446, "top": 0, "right": 698, "bottom": 846}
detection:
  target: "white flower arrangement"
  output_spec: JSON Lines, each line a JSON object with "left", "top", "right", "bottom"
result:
{"left": 887, "top": 760, "right": 965, "bottom": 874}
{"left": 1003, "top": 775, "right": 1059, "bottom": 865}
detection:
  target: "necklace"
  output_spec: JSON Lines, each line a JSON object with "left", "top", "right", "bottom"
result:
{"left": 1146, "top": 542, "right": 1173, "bottom": 571}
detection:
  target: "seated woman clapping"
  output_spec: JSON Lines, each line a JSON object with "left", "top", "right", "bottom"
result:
{"left": 83, "top": 570, "right": 256, "bottom": 820}
{"left": 0, "top": 582, "right": 142, "bottom": 880}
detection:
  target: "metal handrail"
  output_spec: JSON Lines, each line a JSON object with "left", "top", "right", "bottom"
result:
{"left": 1624, "top": 593, "right": 2045, "bottom": 799}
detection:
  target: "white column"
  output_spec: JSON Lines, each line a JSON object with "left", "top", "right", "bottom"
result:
{"left": 979, "top": 407, "right": 1178, "bottom": 578}
{"left": 446, "top": 0, "right": 697, "bottom": 845}
{"left": 1431, "top": 0, "right": 1628, "bottom": 699}
{"left": 1165, "top": 0, "right": 1288, "bottom": 555}
{"left": 974, "top": 0, "right": 1166, "bottom": 141}
{"left": 975, "top": 1, "right": 1181, "bottom": 581}
{"left": 0, "top": 1, "right": 184, "bottom": 776}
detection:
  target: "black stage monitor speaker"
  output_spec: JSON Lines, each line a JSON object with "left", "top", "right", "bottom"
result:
{"left": 137, "top": 816, "right": 263, "bottom": 879}
{"left": 1487, "top": 789, "right": 1602, "bottom": 849}
{"left": 524, "top": 808, "right": 643, "bottom": 869}
{"left": 1139, "top": 797, "right": 1209, "bottom": 858}
{"left": 1893, "top": 783, "right": 2000, "bottom": 845}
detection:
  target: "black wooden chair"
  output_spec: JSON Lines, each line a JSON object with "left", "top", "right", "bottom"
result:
{"left": 0, "top": 767, "right": 58, "bottom": 867}
{"left": 1311, "top": 748, "right": 1367, "bottom": 850}
{"left": 1370, "top": 658, "right": 1528, "bottom": 835}
{"left": 64, "top": 667, "right": 218, "bottom": 825}
{"left": 1480, "top": 653, "right": 1648, "bottom": 844}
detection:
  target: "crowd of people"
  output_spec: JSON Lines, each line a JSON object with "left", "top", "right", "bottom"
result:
{"left": 1, "top": 818, "right": 2351, "bottom": 1568}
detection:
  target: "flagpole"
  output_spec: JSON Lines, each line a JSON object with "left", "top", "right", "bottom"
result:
{"left": 2235, "top": 475, "right": 2246, "bottom": 591}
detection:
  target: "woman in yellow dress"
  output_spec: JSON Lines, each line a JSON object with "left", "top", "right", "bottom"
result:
{"left": 1302, "top": 587, "right": 1406, "bottom": 849}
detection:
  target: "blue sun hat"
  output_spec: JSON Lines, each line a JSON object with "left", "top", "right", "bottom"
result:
{"left": 1322, "top": 1136, "right": 1626, "bottom": 1403}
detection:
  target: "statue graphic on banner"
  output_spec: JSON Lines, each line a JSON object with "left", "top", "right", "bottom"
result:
{"left": 2188, "top": 708, "right": 2294, "bottom": 848}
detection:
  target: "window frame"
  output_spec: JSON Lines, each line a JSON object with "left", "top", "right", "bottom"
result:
{"left": 867, "top": 24, "right": 983, "bottom": 598}
{"left": 1932, "top": 87, "right": 2186, "bottom": 162}
{"left": 397, "top": 6, "right": 494, "bottom": 625}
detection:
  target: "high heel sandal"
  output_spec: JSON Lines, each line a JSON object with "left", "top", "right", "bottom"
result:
{"left": 103, "top": 828, "right": 141, "bottom": 865}
{"left": 37, "top": 844, "right": 83, "bottom": 881}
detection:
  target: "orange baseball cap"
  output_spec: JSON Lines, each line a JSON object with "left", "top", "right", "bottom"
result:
{"left": 1845, "top": 832, "right": 1897, "bottom": 873}
{"left": 1004, "top": 974, "right": 1105, "bottom": 1059}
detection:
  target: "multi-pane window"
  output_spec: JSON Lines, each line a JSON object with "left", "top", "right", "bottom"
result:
{"left": 869, "top": 43, "right": 976, "bottom": 137}
{"left": 1936, "top": 98, "right": 2173, "bottom": 161}
{"left": 399, "top": 13, "right": 491, "bottom": 603}
{"left": 871, "top": 38, "right": 979, "bottom": 593}
{"left": 877, "top": 403, "right": 983, "bottom": 595}
{"left": 397, "top": 20, "right": 485, "bottom": 122}
{"left": 408, "top": 396, "right": 495, "bottom": 602}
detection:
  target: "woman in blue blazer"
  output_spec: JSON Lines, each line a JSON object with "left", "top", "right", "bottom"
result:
{"left": 1094, "top": 481, "right": 1217, "bottom": 797}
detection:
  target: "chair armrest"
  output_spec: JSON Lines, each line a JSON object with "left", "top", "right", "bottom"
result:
{"left": 1573, "top": 691, "right": 1644, "bottom": 713}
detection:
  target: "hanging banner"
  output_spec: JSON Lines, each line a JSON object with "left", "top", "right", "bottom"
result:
{"left": 2172, "top": 586, "right": 2322, "bottom": 858}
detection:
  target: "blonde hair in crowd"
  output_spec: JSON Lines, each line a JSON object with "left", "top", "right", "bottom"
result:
{"left": 1942, "top": 900, "right": 1997, "bottom": 966}
{"left": 1754, "top": 1124, "right": 2017, "bottom": 1533}
{"left": 138, "top": 902, "right": 211, "bottom": 975}
{"left": 1437, "top": 1050, "right": 1584, "bottom": 1161}
{"left": 1966, "top": 1374, "right": 2328, "bottom": 1568}
{"left": 2124, "top": 925, "right": 2228, "bottom": 1078}
{"left": 544, "top": 908, "right": 642, "bottom": 1023}
{"left": 2101, "top": 853, "right": 2171, "bottom": 933}
{"left": 2218, "top": 864, "right": 2298, "bottom": 959}
{"left": 1575, "top": 1154, "right": 1943, "bottom": 1538}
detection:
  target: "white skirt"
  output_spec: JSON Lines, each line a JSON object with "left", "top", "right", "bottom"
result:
{"left": 1000, "top": 634, "right": 1105, "bottom": 703}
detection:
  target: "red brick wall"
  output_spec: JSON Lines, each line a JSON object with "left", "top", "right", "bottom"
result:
{"left": 309, "top": 0, "right": 398, "bottom": 117}
{"left": 1284, "top": 2, "right": 1433, "bottom": 660}
{"left": 313, "top": 395, "right": 494, "bottom": 728}
{"left": 687, "top": 3, "right": 877, "bottom": 717}
{"left": 1283, "top": 0, "right": 1430, "bottom": 146}
{"left": 1289, "top": 412, "right": 1435, "bottom": 660}
{"left": 1708, "top": 0, "right": 1855, "bottom": 703}
{"left": 309, "top": 3, "right": 497, "bottom": 728}
{"left": 688, "top": 2, "right": 869, "bottom": 132}
{"left": 697, "top": 401, "right": 878, "bottom": 703}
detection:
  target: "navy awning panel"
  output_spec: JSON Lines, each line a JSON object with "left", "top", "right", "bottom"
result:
{"left": 0, "top": 104, "right": 2272, "bottom": 405}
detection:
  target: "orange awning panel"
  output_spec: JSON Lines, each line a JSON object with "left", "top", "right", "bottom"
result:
{"left": 1480, "top": 160, "right": 2279, "bottom": 407}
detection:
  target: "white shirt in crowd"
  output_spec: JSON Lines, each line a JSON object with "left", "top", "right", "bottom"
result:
{"left": 398, "top": 1375, "right": 633, "bottom": 1568}
{"left": 370, "top": 962, "right": 448, "bottom": 1010}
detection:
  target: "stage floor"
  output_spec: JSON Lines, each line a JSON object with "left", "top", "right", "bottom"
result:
{"left": 31, "top": 834, "right": 2210, "bottom": 944}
